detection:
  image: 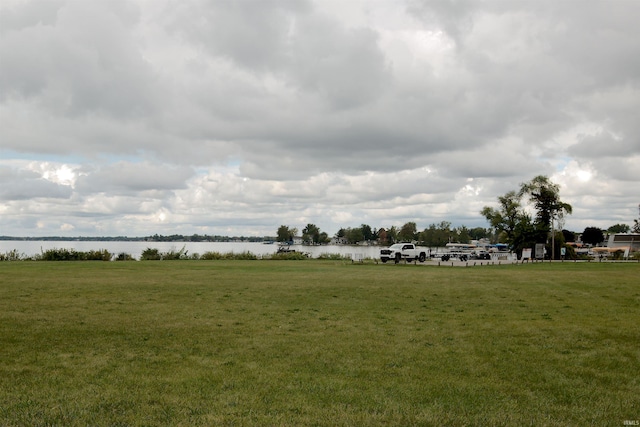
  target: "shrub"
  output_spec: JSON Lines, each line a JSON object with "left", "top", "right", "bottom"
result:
{"left": 40, "top": 248, "right": 83, "bottom": 261}
{"left": 37, "top": 248, "right": 112, "bottom": 261}
{"left": 200, "top": 251, "right": 224, "bottom": 260}
{"left": 232, "top": 251, "right": 258, "bottom": 260}
{"left": 0, "top": 250, "right": 24, "bottom": 261}
{"left": 85, "top": 249, "right": 112, "bottom": 261}
{"left": 268, "top": 251, "right": 310, "bottom": 260}
{"left": 562, "top": 244, "right": 576, "bottom": 259}
{"left": 115, "top": 252, "right": 135, "bottom": 261}
{"left": 140, "top": 248, "right": 161, "bottom": 260}
{"left": 199, "top": 251, "right": 258, "bottom": 260}
{"left": 611, "top": 249, "right": 625, "bottom": 260}
{"left": 317, "top": 253, "right": 350, "bottom": 260}
{"left": 161, "top": 247, "right": 188, "bottom": 260}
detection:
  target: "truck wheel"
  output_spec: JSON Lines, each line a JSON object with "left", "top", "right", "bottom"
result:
{"left": 419, "top": 253, "right": 426, "bottom": 262}
{"left": 395, "top": 253, "right": 401, "bottom": 264}
{"left": 381, "top": 258, "right": 388, "bottom": 263}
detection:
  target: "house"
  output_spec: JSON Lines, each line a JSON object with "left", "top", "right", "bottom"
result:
{"left": 330, "top": 237, "right": 348, "bottom": 245}
{"left": 606, "top": 233, "right": 640, "bottom": 253}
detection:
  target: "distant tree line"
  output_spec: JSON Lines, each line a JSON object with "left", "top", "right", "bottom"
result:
{"left": 276, "top": 222, "right": 493, "bottom": 247}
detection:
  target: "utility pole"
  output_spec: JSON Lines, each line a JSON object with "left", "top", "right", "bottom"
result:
{"left": 551, "top": 215, "right": 555, "bottom": 261}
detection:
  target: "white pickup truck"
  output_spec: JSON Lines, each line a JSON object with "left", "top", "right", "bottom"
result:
{"left": 380, "top": 243, "right": 428, "bottom": 263}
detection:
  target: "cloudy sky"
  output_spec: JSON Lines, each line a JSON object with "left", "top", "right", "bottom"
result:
{"left": 1, "top": 0, "right": 638, "bottom": 238}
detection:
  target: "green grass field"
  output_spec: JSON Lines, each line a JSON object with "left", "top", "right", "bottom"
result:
{"left": 1, "top": 261, "right": 638, "bottom": 426}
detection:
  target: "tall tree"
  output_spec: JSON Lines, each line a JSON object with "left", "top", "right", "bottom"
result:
{"left": 562, "top": 229, "right": 575, "bottom": 243}
{"left": 277, "top": 225, "right": 297, "bottom": 243}
{"left": 419, "top": 224, "right": 436, "bottom": 247}
{"left": 386, "top": 226, "right": 398, "bottom": 244}
{"left": 607, "top": 223, "right": 630, "bottom": 233}
{"left": 420, "top": 222, "right": 452, "bottom": 247}
{"left": 469, "top": 227, "right": 490, "bottom": 241}
{"left": 582, "top": 227, "right": 605, "bottom": 246}
{"left": 510, "top": 214, "right": 546, "bottom": 256}
{"left": 482, "top": 177, "right": 569, "bottom": 257}
{"left": 361, "top": 224, "right": 373, "bottom": 241}
{"left": 481, "top": 190, "right": 522, "bottom": 244}
{"left": 378, "top": 228, "right": 388, "bottom": 245}
{"left": 346, "top": 227, "right": 364, "bottom": 244}
{"left": 455, "top": 226, "right": 471, "bottom": 244}
{"left": 419, "top": 225, "right": 433, "bottom": 247}
{"left": 519, "top": 175, "right": 572, "bottom": 232}
{"left": 302, "top": 223, "right": 321, "bottom": 244}
{"left": 398, "top": 222, "right": 418, "bottom": 242}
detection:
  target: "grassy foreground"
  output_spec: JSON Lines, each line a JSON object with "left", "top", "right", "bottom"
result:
{"left": 1, "top": 261, "right": 638, "bottom": 426}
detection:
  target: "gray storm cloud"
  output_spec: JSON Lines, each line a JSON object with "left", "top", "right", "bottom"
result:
{"left": 1, "top": 0, "right": 638, "bottom": 236}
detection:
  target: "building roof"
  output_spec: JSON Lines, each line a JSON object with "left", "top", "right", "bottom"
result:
{"left": 610, "top": 233, "right": 640, "bottom": 243}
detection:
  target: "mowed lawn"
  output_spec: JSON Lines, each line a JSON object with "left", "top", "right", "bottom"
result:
{"left": 1, "top": 261, "right": 638, "bottom": 426}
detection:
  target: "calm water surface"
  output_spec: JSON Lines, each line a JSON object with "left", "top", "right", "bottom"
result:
{"left": 0, "top": 240, "right": 386, "bottom": 260}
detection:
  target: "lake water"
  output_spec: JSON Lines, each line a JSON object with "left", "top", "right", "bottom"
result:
{"left": 0, "top": 240, "right": 387, "bottom": 260}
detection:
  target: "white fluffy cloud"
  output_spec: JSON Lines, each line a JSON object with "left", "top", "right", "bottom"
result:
{"left": 1, "top": 0, "right": 638, "bottom": 237}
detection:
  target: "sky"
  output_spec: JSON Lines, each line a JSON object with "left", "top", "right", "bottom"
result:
{"left": 1, "top": 0, "right": 639, "bottom": 238}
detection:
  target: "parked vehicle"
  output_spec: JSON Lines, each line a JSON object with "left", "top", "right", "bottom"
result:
{"left": 440, "top": 250, "right": 469, "bottom": 261}
{"left": 380, "top": 243, "right": 428, "bottom": 263}
{"left": 471, "top": 250, "right": 491, "bottom": 260}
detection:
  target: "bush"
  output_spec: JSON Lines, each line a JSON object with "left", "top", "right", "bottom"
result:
{"left": 85, "top": 250, "right": 112, "bottom": 261}
{"left": 161, "top": 246, "right": 188, "bottom": 260}
{"left": 317, "top": 253, "right": 350, "bottom": 260}
{"left": 562, "top": 244, "right": 576, "bottom": 260}
{"left": 39, "top": 248, "right": 75, "bottom": 261}
{"left": 37, "top": 248, "right": 112, "bottom": 261}
{"left": 611, "top": 250, "right": 625, "bottom": 260}
{"left": 115, "top": 252, "right": 135, "bottom": 261}
{"left": 200, "top": 251, "right": 224, "bottom": 260}
{"left": 232, "top": 251, "right": 258, "bottom": 260}
{"left": 199, "top": 251, "right": 258, "bottom": 260}
{"left": 0, "top": 250, "right": 25, "bottom": 261}
{"left": 268, "top": 251, "right": 310, "bottom": 260}
{"left": 140, "top": 248, "right": 161, "bottom": 260}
